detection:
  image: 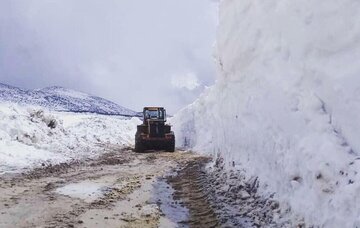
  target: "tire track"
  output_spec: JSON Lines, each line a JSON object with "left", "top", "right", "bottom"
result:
{"left": 167, "top": 158, "right": 220, "bottom": 228}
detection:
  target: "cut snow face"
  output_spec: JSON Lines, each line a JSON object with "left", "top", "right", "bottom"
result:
{"left": 172, "top": 0, "right": 360, "bottom": 227}
{"left": 0, "top": 103, "right": 141, "bottom": 174}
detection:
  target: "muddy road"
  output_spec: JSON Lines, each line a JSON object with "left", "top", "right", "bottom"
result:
{"left": 0, "top": 146, "right": 220, "bottom": 228}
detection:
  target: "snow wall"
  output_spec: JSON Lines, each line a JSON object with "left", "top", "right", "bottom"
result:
{"left": 172, "top": 0, "right": 360, "bottom": 226}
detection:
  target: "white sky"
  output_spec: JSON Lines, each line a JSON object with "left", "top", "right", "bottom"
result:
{"left": 0, "top": 0, "right": 219, "bottom": 113}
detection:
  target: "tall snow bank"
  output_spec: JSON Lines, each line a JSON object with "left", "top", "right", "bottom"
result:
{"left": 0, "top": 103, "right": 140, "bottom": 174}
{"left": 173, "top": 1, "right": 360, "bottom": 227}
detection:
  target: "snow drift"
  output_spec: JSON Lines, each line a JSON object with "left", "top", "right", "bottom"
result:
{"left": 173, "top": 0, "right": 360, "bottom": 227}
{"left": 0, "top": 103, "right": 140, "bottom": 174}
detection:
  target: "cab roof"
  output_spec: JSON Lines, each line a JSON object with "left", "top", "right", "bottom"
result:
{"left": 143, "top": 107, "right": 164, "bottom": 111}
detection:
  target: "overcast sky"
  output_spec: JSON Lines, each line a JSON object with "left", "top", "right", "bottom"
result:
{"left": 0, "top": 0, "right": 218, "bottom": 113}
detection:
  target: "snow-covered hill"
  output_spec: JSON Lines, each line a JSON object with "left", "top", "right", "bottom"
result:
{"left": 173, "top": 0, "right": 360, "bottom": 227}
{"left": 0, "top": 83, "right": 138, "bottom": 116}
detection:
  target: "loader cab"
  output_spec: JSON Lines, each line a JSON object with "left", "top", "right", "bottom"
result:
{"left": 143, "top": 107, "right": 166, "bottom": 123}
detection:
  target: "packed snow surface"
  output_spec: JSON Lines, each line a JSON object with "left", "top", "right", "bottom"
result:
{"left": 56, "top": 181, "right": 108, "bottom": 203}
{"left": 173, "top": 0, "right": 360, "bottom": 227}
{"left": 0, "top": 83, "right": 139, "bottom": 116}
{"left": 0, "top": 103, "right": 141, "bottom": 174}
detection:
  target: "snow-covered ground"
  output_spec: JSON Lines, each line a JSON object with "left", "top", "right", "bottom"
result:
{"left": 0, "top": 102, "right": 140, "bottom": 174}
{"left": 173, "top": 0, "right": 360, "bottom": 227}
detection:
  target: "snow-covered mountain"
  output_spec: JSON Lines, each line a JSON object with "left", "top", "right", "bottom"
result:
{"left": 173, "top": 0, "right": 360, "bottom": 227}
{"left": 0, "top": 83, "right": 139, "bottom": 116}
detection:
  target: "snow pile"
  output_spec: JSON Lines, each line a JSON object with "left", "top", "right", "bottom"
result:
{"left": 173, "top": 0, "right": 360, "bottom": 227}
{"left": 0, "top": 103, "right": 140, "bottom": 174}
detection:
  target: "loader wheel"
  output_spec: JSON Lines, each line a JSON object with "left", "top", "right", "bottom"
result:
{"left": 166, "top": 136, "right": 175, "bottom": 152}
{"left": 135, "top": 134, "right": 145, "bottom": 153}
{"left": 135, "top": 141, "right": 145, "bottom": 152}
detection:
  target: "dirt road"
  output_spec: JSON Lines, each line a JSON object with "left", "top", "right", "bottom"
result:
{"left": 0, "top": 145, "right": 219, "bottom": 228}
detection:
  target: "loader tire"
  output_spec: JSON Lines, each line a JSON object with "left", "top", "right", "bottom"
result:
{"left": 166, "top": 135, "right": 175, "bottom": 152}
{"left": 135, "top": 134, "right": 145, "bottom": 153}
